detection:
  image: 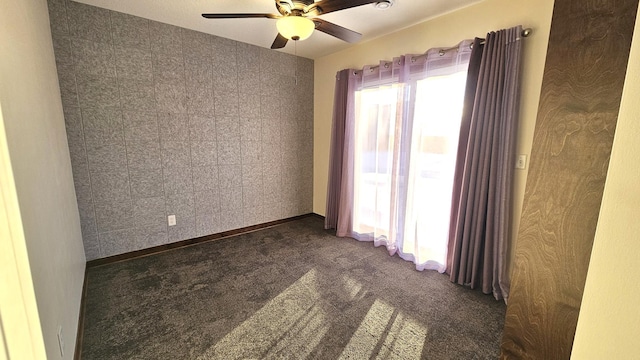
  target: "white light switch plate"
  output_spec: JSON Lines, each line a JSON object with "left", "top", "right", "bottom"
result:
{"left": 516, "top": 154, "right": 527, "bottom": 169}
{"left": 168, "top": 215, "right": 176, "bottom": 226}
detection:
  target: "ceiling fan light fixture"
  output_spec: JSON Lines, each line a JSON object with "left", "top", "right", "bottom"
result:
{"left": 276, "top": 16, "right": 315, "bottom": 41}
{"left": 374, "top": 0, "right": 394, "bottom": 10}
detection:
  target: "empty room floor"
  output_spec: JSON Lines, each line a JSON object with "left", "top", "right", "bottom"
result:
{"left": 79, "top": 216, "right": 505, "bottom": 359}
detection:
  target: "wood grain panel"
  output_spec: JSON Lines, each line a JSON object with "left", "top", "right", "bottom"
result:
{"left": 501, "top": 0, "right": 638, "bottom": 358}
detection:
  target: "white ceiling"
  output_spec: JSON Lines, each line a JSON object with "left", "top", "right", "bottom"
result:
{"left": 73, "top": 0, "right": 483, "bottom": 59}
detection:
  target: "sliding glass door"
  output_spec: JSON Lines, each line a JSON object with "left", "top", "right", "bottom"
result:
{"left": 352, "top": 84, "right": 403, "bottom": 245}
{"left": 352, "top": 67, "right": 468, "bottom": 272}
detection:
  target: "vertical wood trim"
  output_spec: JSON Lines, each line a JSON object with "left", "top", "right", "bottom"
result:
{"left": 501, "top": 0, "right": 639, "bottom": 358}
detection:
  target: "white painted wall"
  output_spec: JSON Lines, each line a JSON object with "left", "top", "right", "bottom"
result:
{"left": 0, "top": 0, "right": 86, "bottom": 359}
{"left": 571, "top": 5, "right": 640, "bottom": 358}
{"left": 0, "top": 105, "right": 47, "bottom": 360}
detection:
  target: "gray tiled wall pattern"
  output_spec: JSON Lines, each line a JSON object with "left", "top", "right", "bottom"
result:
{"left": 47, "top": 0, "right": 314, "bottom": 260}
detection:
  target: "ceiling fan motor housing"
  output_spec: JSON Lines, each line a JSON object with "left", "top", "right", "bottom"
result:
{"left": 278, "top": 0, "right": 322, "bottom": 17}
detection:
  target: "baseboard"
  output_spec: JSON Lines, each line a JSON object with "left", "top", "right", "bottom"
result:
{"left": 309, "top": 213, "right": 325, "bottom": 220}
{"left": 87, "top": 213, "right": 319, "bottom": 268}
{"left": 73, "top": 265, "right": 88, "bottom": 360}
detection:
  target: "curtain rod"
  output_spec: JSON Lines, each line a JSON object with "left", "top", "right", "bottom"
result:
{"left": 441, "top": 27, "right": 532, "bottom": 55}
{"left": 435, "top": 27, "right": 532, "bottom": 57}
{"left": 357, "top": 27, "right": 532, "bottom": 74}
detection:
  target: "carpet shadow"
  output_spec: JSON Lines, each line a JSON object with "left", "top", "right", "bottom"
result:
{"left": 81, "top": 217, "right": 505, "bottom": 359}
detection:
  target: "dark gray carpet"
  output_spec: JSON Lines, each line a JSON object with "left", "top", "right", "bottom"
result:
{"left": 81, "top": 216, "right": 505, "bottom": 359}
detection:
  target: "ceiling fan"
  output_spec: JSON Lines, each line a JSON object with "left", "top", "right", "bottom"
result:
{"left": 202, "top": 0, "right": 382, "bottom": 49}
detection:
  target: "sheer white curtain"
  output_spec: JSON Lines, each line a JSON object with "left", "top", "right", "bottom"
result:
{"left": 351, "top": 80, "right": 405, "bottom": 252}
{"left": 331, "top": 41, "right": 472, "bottom": 272}
{"left": 401, "top": 69, "right": 468, "bottom": 271}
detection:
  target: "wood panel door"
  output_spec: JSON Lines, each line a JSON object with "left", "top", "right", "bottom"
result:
{"left": 501, "top": 0, "right": 639, "bottom": 358}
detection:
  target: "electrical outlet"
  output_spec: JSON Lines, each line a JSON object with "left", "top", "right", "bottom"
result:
{"left": 57, "top": 325, "right": 64, "bottom": 357}
{"left": 168, "top": 215, "right": 176, "bottom": 226}
{"left": 516, "top": 154, "right": 527, "bottom": 169}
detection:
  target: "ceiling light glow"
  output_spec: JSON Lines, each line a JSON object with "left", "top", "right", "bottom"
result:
{"left": 276, "top": 16, "right": 315, "bottom": 41}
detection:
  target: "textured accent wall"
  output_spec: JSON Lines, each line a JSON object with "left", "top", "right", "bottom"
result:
{"left": 501, "top": 0, "right": 638, "bottom": 358}
{"left": 47, "top": 0, "right": 314, "bottom": 260}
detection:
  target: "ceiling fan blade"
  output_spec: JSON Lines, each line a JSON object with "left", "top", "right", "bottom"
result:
{"left": 308, "top": 0, "right": 379, "bottom": 15}
{"left": 202, "top": 13, "right": 278, "bottom": 19}
{"left": 312, "top": 18, "right": 362, "bottom": 43}
{"left": 271, "top": 33, "right": 289, "bottom": 49}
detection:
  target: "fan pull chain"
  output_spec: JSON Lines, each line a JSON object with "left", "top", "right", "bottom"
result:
{"left": 294, "top": 40, "right": 298, "bottom": 85}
